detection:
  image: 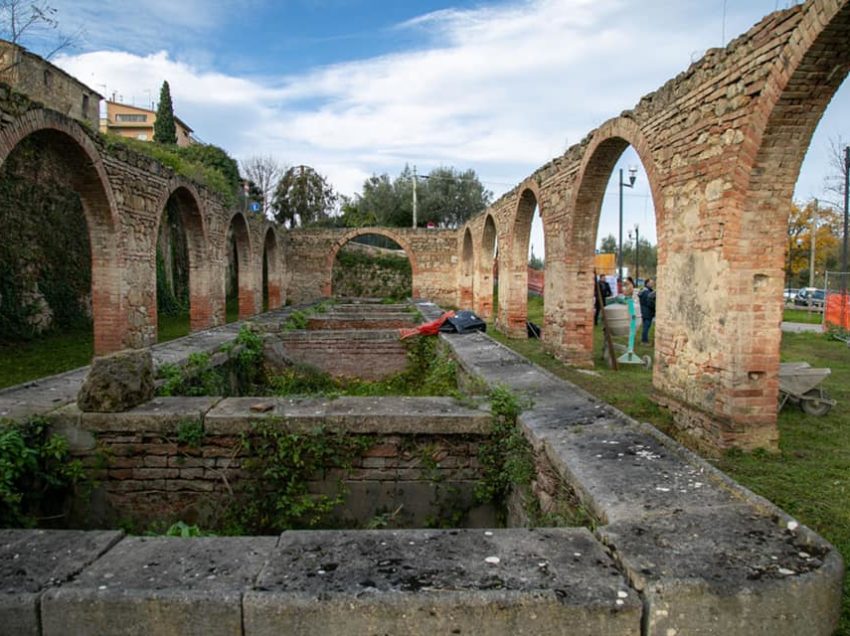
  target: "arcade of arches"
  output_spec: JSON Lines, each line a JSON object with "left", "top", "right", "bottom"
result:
{"left": 0, "top": 0, "right": 847, "bottom": 452}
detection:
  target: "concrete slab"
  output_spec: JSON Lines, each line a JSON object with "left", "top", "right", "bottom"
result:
{"left": 0, "top": 529, "right": 123, "bottom": 636}
{"left": 205, "top": 396, "right": 491, "bottom": 435}
{"left": 244, "top": 528, "right": 641, "bottom": 636}
{"left": 0, "top": 367, "right": 90, "bottom": 420}
{"left": 598, "top": 507, "right": 844, "bottom": 635}
{"left": 537, "top": 419, "right": 742, "bottom": 523}
{"left": 42, "top": 536, "right": 276, "bottom": 636}
{"left": 79, "top": 396, "right": 222, "bottom": 433}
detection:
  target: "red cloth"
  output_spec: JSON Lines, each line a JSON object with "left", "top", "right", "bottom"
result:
{"left": 399, "top": 311, "right": 455, "bottom": 339}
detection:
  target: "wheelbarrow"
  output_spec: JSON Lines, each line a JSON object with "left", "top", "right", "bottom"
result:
{"left": 779, "top": 362, "right": 836, "bottom": 416}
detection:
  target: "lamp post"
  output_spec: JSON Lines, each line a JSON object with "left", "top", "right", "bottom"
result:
{"left": 628, "top": 225, "right": 640, "bottom": 283}
{"left": 618, "top": 166, "right": 638, "bottom": 283}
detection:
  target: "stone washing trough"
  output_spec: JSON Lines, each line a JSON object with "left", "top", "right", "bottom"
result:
{"left": 0, "top": 301, "right": 842, "bottom": 635}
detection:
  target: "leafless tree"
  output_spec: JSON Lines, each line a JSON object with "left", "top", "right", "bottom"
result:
{"left": 823, "top": 135, "right": 848, "bottom": 205}
{"left": 0, "top": 0, "right": 80, "bottom": 61}
{"left": 241, "top": 155, "right": 285, "bottom": 218}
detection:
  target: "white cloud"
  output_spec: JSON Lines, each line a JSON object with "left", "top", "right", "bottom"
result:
{"left": 51, "top": 0, "right": 843, "bottom": 249}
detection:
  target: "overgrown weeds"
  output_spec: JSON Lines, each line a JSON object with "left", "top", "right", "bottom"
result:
{"left": 0, "top": 417, "right": 85, "bottom": 528}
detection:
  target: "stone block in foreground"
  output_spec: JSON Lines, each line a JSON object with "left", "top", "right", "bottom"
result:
{"left": 41, "top": 536, "right": 276, "bottom": 636}
{"left": 244, "top": 528, "right": 641, "bottom": 636}
{"left": 598, "top": 506, "right": 844, "bottom": 636}
{"left": 77, "top": 348, "right": 154, "bottom": 413}
{"left": 0, "top": 529, "right": 122, "bottom": 636}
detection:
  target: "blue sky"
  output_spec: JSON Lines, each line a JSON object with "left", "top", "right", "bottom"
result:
{"left": 18, "top": 0, "right": 847, "bottom": 253}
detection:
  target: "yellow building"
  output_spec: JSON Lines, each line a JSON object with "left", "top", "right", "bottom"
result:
{"left": 100, "top": 101, "right": 195, "bottom": 147}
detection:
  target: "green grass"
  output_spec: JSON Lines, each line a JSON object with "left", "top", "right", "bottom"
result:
{"left": 495, "top": 297, "right": 850, "bottom": 632}
{"left": 784, "top": 307, "right": 824, "bottom": 325}
{"left": 0, "top": 313, "right": 193, "bottom": 389}
{"left": 226, "top": 296, "right": 239, "bottom": 324}
{"left": 157, "top": 313, "right": 190, "bottom": 343}
{"left": 0, "top": 325, "right": 93, "bottom": 389}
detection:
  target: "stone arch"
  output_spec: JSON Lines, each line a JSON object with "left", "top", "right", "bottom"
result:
{"left": 0, "top": 110, "right": 125, "bottom": 354}
{"left": 559, "top": 117, "right": 664, "bottom": 365}
{"left": 475, "top": 213, "right": 499, "bottom": 319}
{"left": 151, "top": 180, "right": 212, "bottom": 335}
{"left": 227, "top": 212, "right": 255, "bottom": 319}
{"left": 459, "top": 227, "right": 474, "bottom": 308}
{"left": 263, "top": 226, "right": 283, "bottom": 310}
{"left": 324, "top": 227, "right": 419, "bottom": 298}
{"left": 501, "top": 179, "right": 542, "bottom": 336}
{"left": 717, "top": 1, "right": 850, "bottom": 429}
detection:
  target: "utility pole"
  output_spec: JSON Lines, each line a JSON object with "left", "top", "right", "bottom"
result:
{"left": 810, "top": 199, "right": 817, "bottom": 288}
{"left": 843, "top": 146, "right": 850, "bottom": 280}
{"left": 412, "top": 166, "right": 418, "bottom": 229}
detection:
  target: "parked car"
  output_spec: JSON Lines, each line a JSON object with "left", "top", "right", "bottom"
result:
{"left": 793, "top": 287, "right": 825, "bottom": 308}
{"left": 783, "top": 288, "right": 799, "bottom": 302}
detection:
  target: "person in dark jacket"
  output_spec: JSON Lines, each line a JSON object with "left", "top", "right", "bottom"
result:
{"left": 594, "top": 275, "right": 612, "bottom": 325}
{"left": 638, "top": 278, "right": 656, "bottom": 343}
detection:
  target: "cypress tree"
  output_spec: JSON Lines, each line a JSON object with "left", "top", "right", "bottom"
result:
{"left": 153, "top": 81, "right": 177, "bottom": 145}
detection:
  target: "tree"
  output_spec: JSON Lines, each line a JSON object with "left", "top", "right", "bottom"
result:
{"left": 419, "top": 167, "right": 492, "bottom": 228}
{"left": 153, "top": 81, "right": 177, "bottom": 145}
{"left": 599, "top": 234, "right": 617, "bottom": 253}
{"left": 786, "top": 200, "right": 840, "bottom": 287}
{"left": 271, "top": 165, "right": 337, "bottom": 228}
{"left": 241, "top": 155, "right": 285, "bottom": 218}
{"left": 0, "top": 0, "right": 78, "bottom": 62}
{"left": 823, "top": 135, "right": 848, "bottom": 204}
{"left": 345, "top": 165, "right": 491, "bottom": 229}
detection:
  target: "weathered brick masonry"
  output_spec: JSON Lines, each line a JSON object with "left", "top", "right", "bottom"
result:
{"left": 54, "top": 396, "right": 491, "bottom": 528}
{"left": 2, "top": 0, "right": 847, "bottom": 451}
{"left": 460, "top": 0, "right": 850, "bottom": 450}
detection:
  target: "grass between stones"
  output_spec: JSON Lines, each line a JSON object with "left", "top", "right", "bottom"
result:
{"left": 493, "top": 296, "right": 850, "bottom": 633}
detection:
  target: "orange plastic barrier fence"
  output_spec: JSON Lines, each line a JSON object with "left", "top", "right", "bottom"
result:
{"left": 824, "top": 292, "right": 850, "bottom": 330}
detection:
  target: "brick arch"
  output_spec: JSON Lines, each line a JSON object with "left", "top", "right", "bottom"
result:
{"left": 713, "top": 0, "right": 850, "bottom": 429}
{"left": 227, "top": 212, "right": 255, "bottom": 319}
{"left": 262, "top": 226, "right": 283, "bottom": 310}
{"left": 475, "top": 213, "right": 499, "bottom": 319}
{"left": 0, "top": 110, "right": 125, "bottom": 354}
{"left": 151, "top": 181, "right": 212, "bottom": 334}
{"left": 558, "top": 117, "right": 664, "bottom": 364}
{"left": 324, "top": 228, "right": 419, "bottom": 297}
{"left": 458, "top": 227, "right": 474, "bottom": 308}
{"left": 500, "top": 179, "right": 543, "bottom": 335}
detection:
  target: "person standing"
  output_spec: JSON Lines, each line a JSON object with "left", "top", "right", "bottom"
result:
{"left": 594, "top": 275, "right": 612, "bottom": 325}
{"left": 638, "top": 278, "right": 656, "bottom": 344}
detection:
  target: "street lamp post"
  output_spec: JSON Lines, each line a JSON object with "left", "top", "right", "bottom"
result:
{"left": 628, "top": 225, "right": 640, "bottom": 283}
{"left": 618, "top": 166, "right": 638, "bottom": 283}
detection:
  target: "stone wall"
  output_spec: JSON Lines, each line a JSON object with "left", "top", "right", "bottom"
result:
{"left": 272, "top": 330, "right": 410, "bottom": 381}
{"left": 285, "top": 227, "right": 459, "bottom": 306}
{"left": 0, "top": 41, "right": 101, "bottom": 129}
{"left": 51, "top": 395, "right": 493, "bottom": 529}
{"left": 331, "top": 244, "right": 412, "bottom": 300}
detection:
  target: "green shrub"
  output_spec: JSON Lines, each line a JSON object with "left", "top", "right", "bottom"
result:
{"left": 0, "top": 418, "right": 84, "bottom": 527}
{"left": 224, "top": 423, "right": 370, "bottom": 534}
{"left": 475, "top": 387, "right": 535, "bottom": 506}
